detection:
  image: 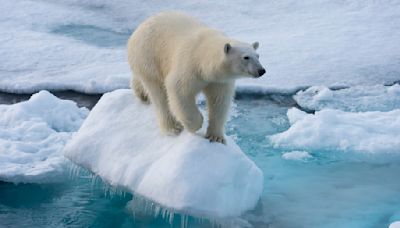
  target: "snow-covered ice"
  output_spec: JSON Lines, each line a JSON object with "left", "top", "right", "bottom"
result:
{"left": 294, "top": 84, "right": 400, "bottom": 112}
{"left": 282, "top": 151, "right": 312, "bottom": 161}
{"left": 63, "top": 89, "right": 263, "bottom": 218}
{"left": 270, "top": 108, "right": 400, "bottom": 154}
{"left": 0, "top": 0, "right": 130, "bottom": 94}
{"left": 1, "top": 1, "right": 400, "bottom": 93}
{"left": 0, "top": 91, "right": 88, "bottom": 183}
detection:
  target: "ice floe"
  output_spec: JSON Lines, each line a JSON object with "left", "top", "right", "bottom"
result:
{"left": 0, "top": 91, "right": 88, "bottom": 183}
{"left": 294, "top": 84, "right": 400, "bottom": 112}
{"left": 270, "top": 108, "right": 400, "bottom": 154}
{"left": 63, "top": 89, "right": 263, "bottom": 218}
{"left": 1, "top": 1, "right": 400, "bottom": 93}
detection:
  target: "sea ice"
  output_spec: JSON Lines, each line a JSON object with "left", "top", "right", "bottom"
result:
{"left": 63, "top": 89, "right": 263, "bottom": 218}
{"left": 294, "top": 84, "right": 400, "bottom": 112}
{"left": 270, "top": 108, "right": 400, "bottom": 154}
{"left": 0, "top": 91, "right": 88, "bottom": 183}
{"left": 282, "top": 151, "right": 312, "bottom": 161}
{"left": 1, "top": 1, "right": 400, "bottom": 93}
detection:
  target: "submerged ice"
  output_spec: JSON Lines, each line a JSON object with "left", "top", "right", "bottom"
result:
{"left": 0, "top": 91, "right": 88, "bottom": 183}
{"left": 281, "top": 151, "right": 312, "bottom": 161}
{"left": 63, "top": 89, "right": 263, "bottom": 218}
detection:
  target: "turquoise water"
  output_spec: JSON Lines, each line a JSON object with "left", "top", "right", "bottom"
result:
{"left": 1, "top": 95, "right": 400, "bottom": 227}
{"left": 52, "top": 24, "right": 131, "bottom": 48}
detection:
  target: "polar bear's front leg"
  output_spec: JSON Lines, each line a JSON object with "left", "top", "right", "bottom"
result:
{"left": 139, "top": 76, "right": 183, "bottom": 135}
{"left": 203, "top": 82, "right": 235, "bottom": 144}
{"left": 166, "top": 76, "right": 203, "bottom": 133}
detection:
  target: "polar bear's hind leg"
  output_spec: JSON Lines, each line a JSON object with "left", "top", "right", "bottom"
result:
{"left": 140, "top": 76, "right": 183, "bottom": 135}
{"left": 131, "top": 77, "right": 150, "bottom": 104}
{"left": 165, "top": 74, "right": 204, "bottom": 133}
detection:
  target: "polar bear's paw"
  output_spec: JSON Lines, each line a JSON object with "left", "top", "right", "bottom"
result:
{"left": 163, "top": 119, "right": 184, "bottom": 136}
{"left": 184, "top": 113, "right": 203, "bottom": 133}
{"left": 205, "top": 134, "right": 226, "bottom": 145}
{"left": 138, "top": 93, "right": 150, "bottom": 104}
{"left": 170, "top": 122, "right": 184, "bottom": 135}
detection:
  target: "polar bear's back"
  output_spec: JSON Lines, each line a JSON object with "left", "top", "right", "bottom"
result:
{"left": 127, "top": 12, "right": 229, "bottom": 80}
{"left": 128, "top": 12, "right": 208, "bottom": 78}
{"left": 146, "top": 12, "right": 205, "bottom": 37}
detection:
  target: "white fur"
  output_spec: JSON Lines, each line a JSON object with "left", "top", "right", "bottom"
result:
{"left": 127, "top": 12, "right": 263, "bottom": 143}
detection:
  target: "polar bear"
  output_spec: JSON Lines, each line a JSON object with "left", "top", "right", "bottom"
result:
{"left": 127, "top": 12, "right": 265, "bottom": 144}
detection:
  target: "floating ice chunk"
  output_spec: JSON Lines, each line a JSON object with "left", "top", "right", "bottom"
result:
{"left": 63, "top": 89, "right": 263, "bottom": 218}
{"left": 282, "top": 151, "right": 312, "bottom": 161}
{"left": 294, "top": 84, "right": 400, "bottom": 112}
{"left": 390, "top": 221, "right": 400, "bottom": 228}
{"left": 286, "top": 107, "right": 309, "bottom": 125}
{"left": 270, "top": 108, "right": 400, "bottom": 154}
{"left": 0, "top": 91, "right": 88, "bottom": 183}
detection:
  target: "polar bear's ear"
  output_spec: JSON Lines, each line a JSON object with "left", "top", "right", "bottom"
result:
{"left": 252, "top": 42, "right": 259, "bottom": 50}
{"left": 224, "top": 43, "right": 231, "bottom": 54}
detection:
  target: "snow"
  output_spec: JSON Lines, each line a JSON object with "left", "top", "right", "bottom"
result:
{"left": 63, "top": 89, "right": 263, "bottom": 218}
{"left": 0, "top": 0, "right": 129, "bottom": 94}
{"left": 282, "top": 151, "right": 312, "bottom": 161}
{"left": 270, "top": 108, "right": 400, "bottom": 154}
{"left": 294, "top": 84, "right": 400, "bottom": 112}
{"left": 1, "top": 1, "right": 400, "bottom": 93}
{"left": 0, "top": 91, "right": 88, "bottom": 183}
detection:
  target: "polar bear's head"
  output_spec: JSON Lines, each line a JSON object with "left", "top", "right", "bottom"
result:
{"left": 223, "top": 42, "right": 265, "bottom": 79}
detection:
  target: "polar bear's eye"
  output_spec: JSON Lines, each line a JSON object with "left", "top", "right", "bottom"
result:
{"left": 243, "top": 56, "right": 249, "bottom": 60}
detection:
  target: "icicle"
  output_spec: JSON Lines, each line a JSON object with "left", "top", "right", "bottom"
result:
{"left": 124, "top": 192, "right": 242, "bottom": 228}
{"left": 180, "top": 215, "right": 189, "bottom": 228}
{"left": 154, "top": 206, "right": 160, "bottom": 218}
{"left": 168, "top": 211, "right": 174, "bottom": 225}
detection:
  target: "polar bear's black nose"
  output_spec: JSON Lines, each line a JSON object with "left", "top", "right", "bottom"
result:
{"left": 258, "top": 68, "right": 266, "bottom": 76}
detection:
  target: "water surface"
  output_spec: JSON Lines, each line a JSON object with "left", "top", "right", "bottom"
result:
{"left": 1, "top": 94, "right": 399, "bottom": 228}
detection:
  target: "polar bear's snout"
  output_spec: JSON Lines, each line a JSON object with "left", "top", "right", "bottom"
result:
{"left": 248, "top": 58, "right": 266, "bottom": 78}
{"left": 257, "top": 68, "right": 266, "bottom": 77}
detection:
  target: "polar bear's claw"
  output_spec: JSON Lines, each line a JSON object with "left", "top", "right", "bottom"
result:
{"left": 206, "top": 134, "right": 226, "bottom": 145}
